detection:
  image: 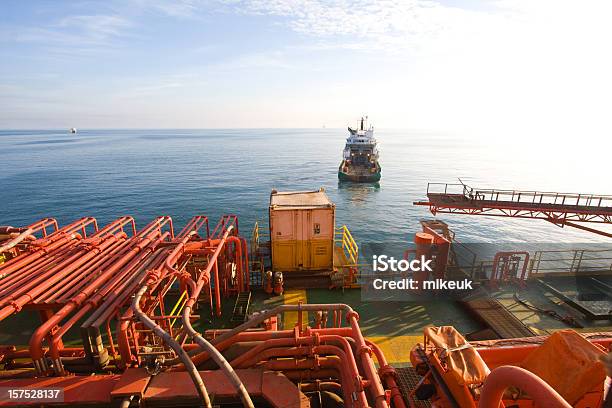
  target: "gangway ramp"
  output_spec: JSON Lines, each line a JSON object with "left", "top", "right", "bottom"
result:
{"left": 415, "top": 183, "right": 612, "bottom": 238}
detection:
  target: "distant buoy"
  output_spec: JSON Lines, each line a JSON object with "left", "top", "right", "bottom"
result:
{"left": 69, "top": 128, "right": 77, "bottom": 134}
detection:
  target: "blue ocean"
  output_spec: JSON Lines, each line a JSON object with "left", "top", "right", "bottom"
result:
{"left": 0, "top": 129, "right": 609, "bottom": 244}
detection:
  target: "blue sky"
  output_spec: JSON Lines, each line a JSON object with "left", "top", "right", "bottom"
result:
{"left": 1, "top": 0, "right": 611, "bottom": 139}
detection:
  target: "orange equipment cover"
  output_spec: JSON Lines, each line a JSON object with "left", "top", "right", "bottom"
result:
{"left": 425, "top": 326, "right": 490, "bottom": 386}
{"left": 520, "top": 329, "right": 606, "bottom": 405}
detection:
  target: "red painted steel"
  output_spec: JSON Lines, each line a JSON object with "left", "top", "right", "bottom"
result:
{"left": 478, "top": 365, "right": 572, "bottom": 408}
{"left": 415, "top": 182, "right": 612, "bottom": 237}
{"left": 409, "top": 327, "right": 611, "bottom": 408}
{"left": 0, "top": 214, "right": 401, "bottom": 407}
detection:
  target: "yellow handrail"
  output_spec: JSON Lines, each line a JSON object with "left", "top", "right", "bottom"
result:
{"left": 251, "top": 220, "right": 270, "bottom": 256}
{"left": 169, "top": 290, "right": 188, "bottom": 329}
{"left": 335, "top": 225, "right": 358, "bottom": 265}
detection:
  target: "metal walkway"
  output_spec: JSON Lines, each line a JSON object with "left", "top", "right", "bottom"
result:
{"left": 415, "top": 183, "right": 612, "bottom": 238}
{"left": 230, "top": 291, "right": 251, "bottom": 325}
{"left": 462, "top": 297, "right": 536, "bottom": 339}
{"left": 395, "top": 367, "right": 431, "bottom": 408}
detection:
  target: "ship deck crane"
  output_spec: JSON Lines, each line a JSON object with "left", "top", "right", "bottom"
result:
{"left": 414, "top": 182, "right": 612, "bottom": 238}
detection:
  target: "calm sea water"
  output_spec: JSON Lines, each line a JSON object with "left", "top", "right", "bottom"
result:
{"left": 0, "top": 129, "right": 609, "bottom": 244}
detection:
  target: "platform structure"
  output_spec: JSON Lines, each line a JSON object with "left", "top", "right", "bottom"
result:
{"left": 415, "top": 183, "right": 612, "bottom": 238}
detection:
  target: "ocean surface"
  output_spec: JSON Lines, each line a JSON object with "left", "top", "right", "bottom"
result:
{"left": 0, "top": 129, "right": 609, "bottom": 245}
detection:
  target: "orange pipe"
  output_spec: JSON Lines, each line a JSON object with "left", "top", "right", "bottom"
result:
{"left": 27, "top": 234, "right": 132, "bottom": 371}
{"left": 0, "top": 218, "right": 58, "bottom": 254}
{"left": 367, "top": 340, "right": 407, "bottom": 408}
{"left": 262, "top": 356, "right": 355, "bottom": 402}
{"left": 184, "top": 329, "right": 353, "bottom": 368}
{"left": 173, "top": 327, "right": 353, "bottom": 369}
{"left": 0, "top": 216, "right": 97, "bottom": 277}
{"left": 478, "top": 365, "right": 572, "bottom": 408}
{"left": 230, "top": 333, "right": 369, "bottom": 403}
{"left": 0, "top": 216, "right": 129, "bottom": 296}
{"left": 0, "top": 241, "right": 77, "bottom": 290}
{"left": 101, "top": 249, "right": 169, "bottom": 367}
{"left": 41, "top": 231, "right": 170, "bottom": 374}
{"left": 347, "top": 311, "right": 389, "bottom": 408}
{"left": 0, "top": 233, "right": 122, "bottom": 322}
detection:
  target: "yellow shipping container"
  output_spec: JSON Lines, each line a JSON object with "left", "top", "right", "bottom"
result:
{"left": 269, "top": 188, "right": 335, "bottom": 272}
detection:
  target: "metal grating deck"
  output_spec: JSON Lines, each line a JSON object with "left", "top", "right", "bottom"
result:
{"left": 395, "top": 366, "right": 431, "bottom": 408}
{"left": 463, "top": 297, "right": 536, "bottom": 339}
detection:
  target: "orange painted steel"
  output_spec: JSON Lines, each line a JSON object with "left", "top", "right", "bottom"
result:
{"left": 0, "top": 217, "right": 98, "bottom": 281}
{"left": 419, "top": 220, "right": 451, "bottom": 279}
{"left": 490, "top": 251, "right": 530, "bottom": 288}
{"left": 0, "top": 218, "right": 58, "bottom": 255}
{"left": 415, "top": 182, "right": 612, "bottom": 238}
{"left": 182, "top": 304, "right": 398, "bottom": 408}
{"left": 0, "top": 221, "right": 130, "bottom": 321}
{"left": 409, "top": 327, "right": 612, "bottom": 408}
{"left": 30, "top": 226, "right": 172, "bottom": 375}
{"left": 367, "top": 340, "right": 405, "bottom": 408}
{"left": 0, "top": 214, "right": 399, "bottom": 407}
{"left": 478, "top": 365, "right": 572, "bottom": 408}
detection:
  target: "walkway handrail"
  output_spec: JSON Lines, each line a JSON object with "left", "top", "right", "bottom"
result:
{"left": 335, "top": 225, "right": 358, "bottom": 264}
{"left": 426, "top": 183, "right": 612, "bottom": 208}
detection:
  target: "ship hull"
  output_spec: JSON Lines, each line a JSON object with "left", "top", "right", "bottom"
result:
{"left": 338, "top": 161, "right": 381, "bottom": 182}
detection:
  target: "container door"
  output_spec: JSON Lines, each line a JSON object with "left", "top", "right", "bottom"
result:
{"left": 300, "top": 210, "right": 312, "bottom": 269}
{"left": 271, "top": 209, "right": 298, "bottom": 271}
{"left": 310, "top": 208, "right": 333, "bottom": 270}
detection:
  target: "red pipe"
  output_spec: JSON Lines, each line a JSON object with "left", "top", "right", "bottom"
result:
{"left": 346, "top": 311, "right": 389, "bottom": 408}
{"left": 367, "top": 340, "right": 406, "bottom": 408}
{"left": 39, "top": 231, "right": 170, "bottom": 374}
{"left": 101, "top": 249, "right": 170, "bottom": 367}
{"left": 478, "top": 365, "right": 572, "bottom": 408}
{"left": 249, "top": 343, "right": 365, "bottom": 406}
{"left": 0, "top": 217, "right": 97, "bottom": 277}
{"left": 112, "top": 251, "right": 170, "bottom": 366}
{"left": 27, "top": 233, "right": 132, "bottom": 372}
{"left": 0, "top": 233, "right": 118, "bottom": 304}
{"left": 6, "top": 216, "right": 127, "bottom": 285}
{"left": 0, "top": 218, "right": 58, "bottom": 254}
{"left": 0, "top": 241, "right": 77, "bottom": 290}
{"left": 230, "top": 332, "right": 366, "bottom": 405}
{"left": 0, "top": 233, "right": 123, "bottom": 322}
{"left": 183, "top": 322, "right": 352, "bottom": 368}
{"left": 178, "top": 226, "right": 254, "bottom": 407}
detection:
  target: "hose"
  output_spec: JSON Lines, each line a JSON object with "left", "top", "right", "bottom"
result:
{"left": 513, "top": 293, "right": 582, "bottom": 328}
{"left": 183, "top": 304, "right": 255, "bottom": 408}
{"left": 180, "top": 226, "right": 254, "bottom": 407}
{"left": 132, "top": 285, "right": 211, "bottom": 408}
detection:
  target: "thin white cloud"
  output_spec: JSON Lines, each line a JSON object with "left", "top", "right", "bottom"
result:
{"left": 226, "top": 0, "right": 479, "bottom": 52}
{"left": 129, "top": 0, "right": 204, "bottom": 18}
{"left": 8, "top": 13, "right": 132, "bottom": 57}
{"left": 2, "top": 0, "right": 611, "bottom": 140}
{"left": 56, "top": 15, "right": 132, "bottom": 41}
{"left": 211, "top": 51, "right": 295, "bottom": 70}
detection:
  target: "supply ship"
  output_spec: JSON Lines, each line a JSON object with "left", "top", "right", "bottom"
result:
{"left": 338, "top": 116, "right": 381, "bottom": 182}
{"left": 0, "top": 183, "right": 612, "bottom": 407}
